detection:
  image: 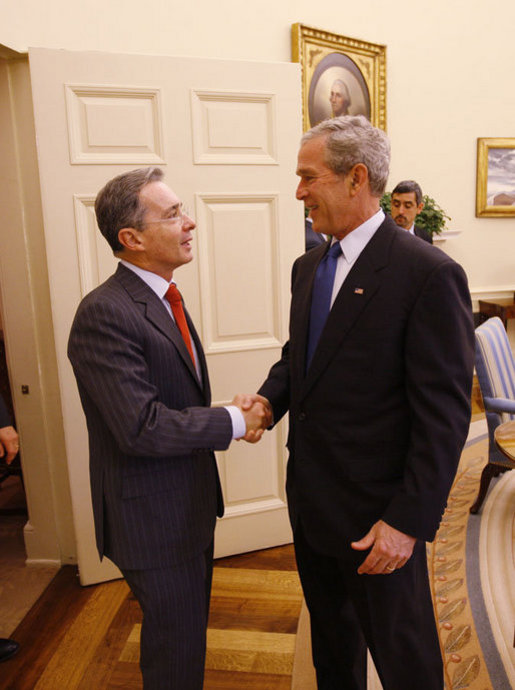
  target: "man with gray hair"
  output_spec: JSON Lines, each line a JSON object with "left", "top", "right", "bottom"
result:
{"left": 242, "top": 116, "right": 474, "bottom": 688}
{"left": 68, "top": 167, "right": 268, "bottom": 689}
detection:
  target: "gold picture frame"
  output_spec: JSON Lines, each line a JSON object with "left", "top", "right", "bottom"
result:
{"left": 292, "top": 23, "right": 386, "bottom": 132}
{"left": 476, "top": 138, "right": 515, "bottom": 217}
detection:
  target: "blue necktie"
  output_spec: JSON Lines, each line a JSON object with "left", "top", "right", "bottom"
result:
{"left": 306, "top": 242, "right": 342, "bottom": 369}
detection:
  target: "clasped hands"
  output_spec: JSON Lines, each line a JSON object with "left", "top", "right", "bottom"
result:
{"left": 231, "top": 394, "right": 272, "bottom": 443}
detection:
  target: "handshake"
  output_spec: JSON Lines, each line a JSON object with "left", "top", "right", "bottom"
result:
{"left": 231, "top": 394, "right": 273, "bottom": 444}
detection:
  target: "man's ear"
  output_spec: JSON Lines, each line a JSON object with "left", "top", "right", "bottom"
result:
{"left": 118, "top": 227, "right": 144, "bottom": 252}
{"left": 349, "top": 163, "right": 368, "bottom": 194}
{"left": 416, "top": 202, "right": 424, "bottom": 216}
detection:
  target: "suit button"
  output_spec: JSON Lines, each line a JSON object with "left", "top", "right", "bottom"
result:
{"left": 299, "top": 412, "right": 306, "bottom": 421}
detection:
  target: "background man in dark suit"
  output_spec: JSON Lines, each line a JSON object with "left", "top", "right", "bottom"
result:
{"left": 242, "top": 116, "right": 474, "bottom": 689}
{"left": 391, "top": 179, "right": 433, "bottom": 243}
{"left": 68, "top": 167, "right": 267, "bottom": 690}
{"left": 0, "top": 393, "right": 20, "bottom": 662}
{"left": 305, "top": 215, "right": 326, "bottom": 251}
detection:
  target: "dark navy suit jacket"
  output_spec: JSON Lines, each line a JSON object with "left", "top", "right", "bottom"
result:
{"left": 260, "top": 216, "right": 474, "bottom": 550}
{"left": 414, "top": 225, "right": 433, "bottom": 244}
{"left": 305, "top": 218, "right": 326, "bottom": 252}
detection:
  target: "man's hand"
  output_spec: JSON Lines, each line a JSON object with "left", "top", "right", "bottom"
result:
{"left": 350, "top": 520, "right": 416, "bottom": 575}
{"left": 0, "top": 425, "right": 20, "bottom": 465}
{"left": 231, "top": 394, "right": 272, "bottom": 443}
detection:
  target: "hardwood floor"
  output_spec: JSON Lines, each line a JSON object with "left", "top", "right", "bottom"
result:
{"left": 0, "top": 545, "right": 301, "bottom": 690}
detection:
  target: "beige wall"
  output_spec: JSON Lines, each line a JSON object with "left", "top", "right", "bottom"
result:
{"left": 2, "top": 0, "right": 515, "bottom": 293}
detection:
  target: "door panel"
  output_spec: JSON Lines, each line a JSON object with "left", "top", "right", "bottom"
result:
{"left": 29, "top": 48, "right": 303, "bottom": 584}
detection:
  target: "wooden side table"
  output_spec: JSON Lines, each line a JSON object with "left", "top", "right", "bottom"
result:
{"left": 478, "top": 296, "right": 515, "bottom": 330}
{"left": 494, "top": 420, "right": 515, "bottom": 464}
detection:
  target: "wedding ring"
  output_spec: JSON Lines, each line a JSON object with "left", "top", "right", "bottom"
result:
{"left": 385, "top": 566, "right": 395, "bottom": 572}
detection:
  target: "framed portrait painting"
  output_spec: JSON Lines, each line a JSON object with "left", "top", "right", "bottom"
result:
{"left": 476, "top": 138, "right": 515, "bottom": 217}
{"left": 292, "top": 23, "right": 386, "bottom": 132}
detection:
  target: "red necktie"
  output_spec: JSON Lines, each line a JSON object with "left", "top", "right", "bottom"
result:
{"left": 165, "top": 284, "right": 195, "bottom": 364}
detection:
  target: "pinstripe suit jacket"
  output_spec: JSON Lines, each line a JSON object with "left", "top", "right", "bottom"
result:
{"left": 68, "top": 263, "right": 232, "bottom": 570}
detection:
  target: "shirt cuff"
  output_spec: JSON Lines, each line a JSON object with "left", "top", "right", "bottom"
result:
{"left": 224, "top": 405, "right": 246, "bottom": 440}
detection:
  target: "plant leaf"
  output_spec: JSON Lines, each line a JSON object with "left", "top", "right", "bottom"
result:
{"left": 438, "top": 598, "right": 467, "bottom": 622}
{"left": 436, "top": 542, "right": 462, "bottom": 557}
{"left": 444, "top": 625, "right": 472, "bottom": 652}
{"left": 451, "top": 655, "right": 480, "bottom": 689}
{"left": 435, "top": 559, "right": 463, "bottom": 577}
{"left": 437, "top": 525, "right": 465, "bottom": 539}
{"left": 436, "top": 579, "right": 464, "bottom": 597}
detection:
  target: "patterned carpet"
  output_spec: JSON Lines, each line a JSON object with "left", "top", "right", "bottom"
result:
{"left": 428, "top": 421, "right": 514, "bottom": 690}
{"left": 292, "top": 420, "right": 515, "bottom": 690}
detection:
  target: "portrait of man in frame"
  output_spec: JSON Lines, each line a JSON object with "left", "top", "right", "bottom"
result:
{"left": 292, "top": 23, "right": 386, "bottom": 132}
{"left": 309, "top": 51, "right": 371, "bottom": 126}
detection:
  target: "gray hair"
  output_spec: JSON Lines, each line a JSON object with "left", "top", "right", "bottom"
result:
{"left": 95, "top": 167, "right": 164, "bottom": 253}
{"left": 392, "top": 179, "right": 423, "bottom": 206}
{"left": 302, "top": 115, "right": 390, "bottom": 197}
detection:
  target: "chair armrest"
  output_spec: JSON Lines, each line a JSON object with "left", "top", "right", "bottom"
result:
{"left": 483, "top": 396, "right": 515, "bottom": 414}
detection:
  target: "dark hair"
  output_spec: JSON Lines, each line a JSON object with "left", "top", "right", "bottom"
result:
{"left": 94, "top": 167, "right": 164, "bottom": 253}
{"left": 302, "top": 115, "right": 390, "bottom": 197}
{"left": 392, "top": 180, "right": 423, "bottom": 206}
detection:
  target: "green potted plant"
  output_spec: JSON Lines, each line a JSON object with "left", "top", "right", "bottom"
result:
{"left": 380, "top": 192, "right": 451, "bottom": 238}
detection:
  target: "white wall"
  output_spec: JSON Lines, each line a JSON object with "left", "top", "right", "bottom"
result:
{"left": 2, "top": 0, "right": 514, "bottom": 292}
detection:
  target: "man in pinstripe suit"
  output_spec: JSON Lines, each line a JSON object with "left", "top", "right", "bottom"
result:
{"left": 68, "top": 167, "right": 268, "bottom": 689}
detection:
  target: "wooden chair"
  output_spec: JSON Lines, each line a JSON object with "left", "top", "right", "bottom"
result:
{"left": 470, "top": 316, "right": 515, "bottom": 513}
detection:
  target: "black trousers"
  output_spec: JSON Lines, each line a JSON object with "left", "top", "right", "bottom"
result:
{"left": 121, "top": 542, "right": 214, "bottom": 690}
{"left": 294, "top": 524, "right": 443, "bottom": 690}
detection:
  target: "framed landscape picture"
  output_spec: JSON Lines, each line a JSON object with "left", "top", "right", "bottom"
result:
{"left": 291, "top": 23, "right": 386, "bottom": 132}
{"left": 476, "top": 138, "right": 515, "bottom": 217}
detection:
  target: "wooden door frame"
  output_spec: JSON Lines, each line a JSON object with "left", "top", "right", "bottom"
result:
{"left": 0, "top": 47, "right": 75, "bottom": 566}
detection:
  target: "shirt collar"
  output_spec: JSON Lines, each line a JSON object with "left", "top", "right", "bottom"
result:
{"left": 120, "top": 260, "right": 172, "bottom": 299}
{"left": 334, "top": 209, "right": 384, "bottom": 263}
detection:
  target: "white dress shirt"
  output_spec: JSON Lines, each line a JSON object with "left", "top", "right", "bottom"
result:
{"left": 330, "top": 209, "right": 384, "bottom": 307}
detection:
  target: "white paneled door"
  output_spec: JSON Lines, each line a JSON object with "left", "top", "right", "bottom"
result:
{"left": 29, "top": 48, "right": 303, "bottom": 585}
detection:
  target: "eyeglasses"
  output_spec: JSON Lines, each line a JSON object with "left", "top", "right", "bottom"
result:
{"left": 144, "top": 204, "right": 191, "bottom": 226}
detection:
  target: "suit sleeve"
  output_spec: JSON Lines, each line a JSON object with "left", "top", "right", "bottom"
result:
{"left": 0, "top": 393, "right": 11, "bottom": 428}
{"left": 68, "top": 297, "right": 233, "bottom": 458}
{"left": 257, "top": 256, "right": 305, "bottom": 423}
{"left": 258, "top": 339, "right": 291, "bottom": 424}
{"left": 382, "top": 260, "right": 475, "bottom": 541}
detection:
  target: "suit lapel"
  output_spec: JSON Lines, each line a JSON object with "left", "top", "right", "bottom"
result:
{"left": 300, "top": 219, "right": 395, "bottom": 400}
{"left": 186, "top": 310, "right": 211, "bottom": 403}
{"left": 115, "top": 264, "right": 205, "bottom": 394}
{"left": 289, "top": 243, "right": 326, "bottom": 380}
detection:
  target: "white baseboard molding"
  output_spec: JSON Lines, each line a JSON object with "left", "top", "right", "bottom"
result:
{"left": 469, "top": 286, "right": 515, "bottom": 313}
{"left": 24, "top": 558, "right": 61, "bottom": 568}
{"left": 434, "top": 230, "right": 462, "bottom": 243}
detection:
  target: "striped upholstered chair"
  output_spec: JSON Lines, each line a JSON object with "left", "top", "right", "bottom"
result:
{"left": 470, "top": 316, "right": 515, "bottom": 513}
